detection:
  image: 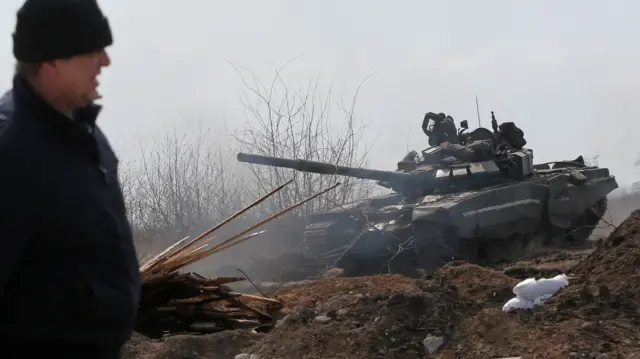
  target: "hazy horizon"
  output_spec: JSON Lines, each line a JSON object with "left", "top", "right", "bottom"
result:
{"left": 0, "top": 0, "right": 637, "bottom": 189}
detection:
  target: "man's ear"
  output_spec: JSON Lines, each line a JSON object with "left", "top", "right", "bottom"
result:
{"left": 39, "top": 60, "right": 59, "bottom": 78}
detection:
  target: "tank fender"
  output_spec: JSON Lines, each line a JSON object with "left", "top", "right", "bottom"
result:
{"left": 547, "top": 176, "right": 618, "bottom": 228}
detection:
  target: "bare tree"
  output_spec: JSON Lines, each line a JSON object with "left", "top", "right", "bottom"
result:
{"left": 117, "top": 62, "right": 379, "bottom": 277}
{"left": 117, "top": 119, "right": 330, "bottom": 275}
{"left": 120, "top": 120, "right": 247, "bottom": 243}
{"left": 229, "top": 58, "right": 377, "bottom": 217}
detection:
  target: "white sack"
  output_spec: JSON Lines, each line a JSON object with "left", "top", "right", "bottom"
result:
{"left": 512, "top": 274, "right": 569, "bottom": 301}
{"left": 502, "top": 296, "right": 534, "bottom": 311}
{"left": 503, "top": 274, "right": 569, "bottom": 312}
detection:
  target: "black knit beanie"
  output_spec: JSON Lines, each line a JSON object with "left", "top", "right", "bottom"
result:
{"left": 13, "top": 0, "right": 113, "bottom": 62}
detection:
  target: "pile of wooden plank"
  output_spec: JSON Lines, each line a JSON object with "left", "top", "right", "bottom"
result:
{"left": 136, "top": 179, "right": 340, "bottom": 338}
{"left": 135, "top": 272, "right": 283, "bottom": 338}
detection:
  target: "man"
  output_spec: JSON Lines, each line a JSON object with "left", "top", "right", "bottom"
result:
{"left": 422, "top": 112, "right": 493, "bottom": 162}
{"left": 421, "top": 112, "right": 459, "bottom": 147}
{"left": 0, "top": 0, "right": 141, "bottom": 357}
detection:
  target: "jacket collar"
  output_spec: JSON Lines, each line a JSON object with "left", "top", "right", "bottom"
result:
{"left": 12, "top": 74, "right": 102, "bottom": 137}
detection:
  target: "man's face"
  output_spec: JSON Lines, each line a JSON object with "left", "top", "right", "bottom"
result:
{"left": 42, "top": 49, "right": 111, "bottom": 109}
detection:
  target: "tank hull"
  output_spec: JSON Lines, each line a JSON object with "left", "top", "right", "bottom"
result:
{"left": 302, "top": 164, "right": 618, "bottom": 276}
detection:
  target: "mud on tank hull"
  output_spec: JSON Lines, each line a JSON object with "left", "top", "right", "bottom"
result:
{"left": 302, "top": 164, "right": 618, "bottom": 277}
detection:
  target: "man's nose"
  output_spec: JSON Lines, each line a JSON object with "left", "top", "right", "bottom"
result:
{"left": 100, "top": 50, "right": 111, "bottom": 67}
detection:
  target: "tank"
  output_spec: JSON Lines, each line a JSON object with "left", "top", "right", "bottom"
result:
{"left": 236, "top": 117, "right": 618, "bottom": 277}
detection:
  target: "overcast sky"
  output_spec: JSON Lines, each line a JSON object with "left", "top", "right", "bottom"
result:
{"left": 0, "top": 0, "right": 638, "bottom": 188}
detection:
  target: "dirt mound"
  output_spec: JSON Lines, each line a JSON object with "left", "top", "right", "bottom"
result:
{"left": 273, "top": 274, "right": 420, "bottom": 311}
{"left": 447, "top": 211, "right": 640, "bottom": 359}
{"left": 447, "top": 308, "right": 633, "bottom": 359}
{"left": 438, "top": 261, "right": 517, "bottom": 307}
{"left": 243, "top": 273, "right": 479, "bottom": 359}
{"left": 501, "top": 249, "right": 588, "bottom": 280}
{"left": 240, "top": 229, "right": 640, "bottom": 359}
{"left": 570, "top": 209, "right": 640, "bottom": 289}
{"left": 123, "top": 211, "right": 640, "bottom": 359}
{"left": 535, "top": 210, "right": 640, "bottom": 324}
{"left": 120, "top": 331, "right": 260, "bottom": 359}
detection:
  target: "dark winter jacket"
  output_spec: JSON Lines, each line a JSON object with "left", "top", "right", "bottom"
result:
{"left": 0, "top": 88, "right": 13, "bottom": 132}
{"left": 0, "top": 75, "right": 141, "bottom": 351}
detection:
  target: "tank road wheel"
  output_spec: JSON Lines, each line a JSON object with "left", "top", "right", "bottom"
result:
{"left": 334, "top": 229, "right": 409, "bottom": 277}
{"left": 477, "top": 233, "right": 539, "bottom": 265}
{"left": 339, "top": 254, "right": 389, "bottom": 277}
{"left": 333, "top": 223, "right": 478, "bottom": 277}
{"left": 335, "top": 227, "right": 455, "bottom": 277}
{"left": 394, "top": 222, "right": 478, "bottom": 276}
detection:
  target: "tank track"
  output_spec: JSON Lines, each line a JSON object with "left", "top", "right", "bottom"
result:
{"left": 302, "top": 196, "right": 609, "bottom": 277}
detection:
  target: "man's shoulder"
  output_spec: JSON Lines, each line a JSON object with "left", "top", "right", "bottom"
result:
{"left": 0, "top": 89, "right": 14, "bottom": 131}
{"left": 0, "top": 89, "right": 42, "bottom": 167}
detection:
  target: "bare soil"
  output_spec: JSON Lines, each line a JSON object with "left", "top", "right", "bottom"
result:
{"left": 123, "top": 210, "right": 640, "bottom": 359}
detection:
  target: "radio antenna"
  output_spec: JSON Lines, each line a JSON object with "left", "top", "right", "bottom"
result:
{"left": 475, "top": 94, "right": 481, "bottom": 127}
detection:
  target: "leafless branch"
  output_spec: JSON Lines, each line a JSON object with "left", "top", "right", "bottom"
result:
{"left": 227, "top": 57, "right": 377, "bottom": 217}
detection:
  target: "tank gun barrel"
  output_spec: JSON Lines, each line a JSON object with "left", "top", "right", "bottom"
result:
{"left": 237, "top": 152, "right": 410, "bottom": 182}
